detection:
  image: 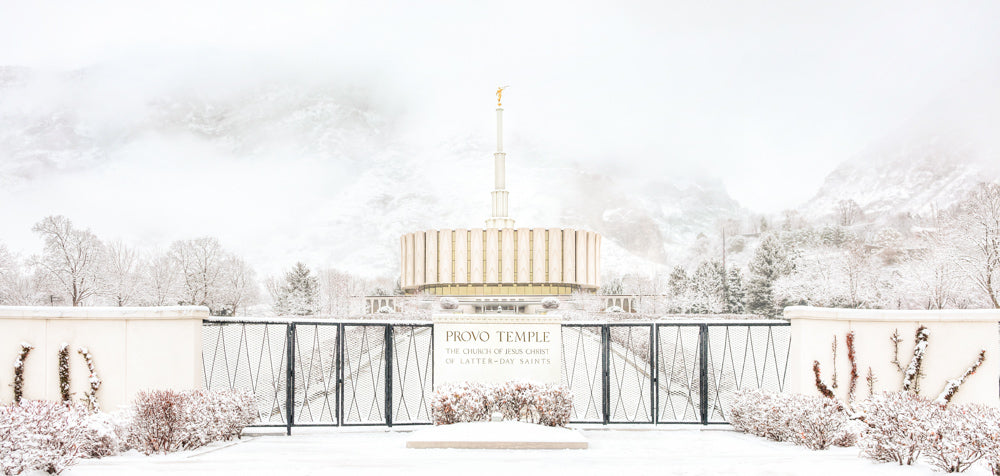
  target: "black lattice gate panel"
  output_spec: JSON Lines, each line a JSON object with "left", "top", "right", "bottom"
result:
{"left": 705, "top": 324, "right": 791, "bottom": 422}
{"left": 655, "top": 325, "right": 701, "bottom": 423}
{"left": 202, "top": 322, "right": 289, "bottom": 425}
{"left": 342, "top": 325, "right": 388, "bottom": 425}
{"left": 202, "top": 319, "right": 793, "bottom": 430}
{"left": 292, "top": 324, "right": 339, "bottom": 425}
{"left": 560, "top": 325, "right": 603, "bottom": 423}
{"left": 390, "top": 325, "right": 434, "bottom": 424}
{"left": 608, "top": 325, "right": 654, "bottom": 423}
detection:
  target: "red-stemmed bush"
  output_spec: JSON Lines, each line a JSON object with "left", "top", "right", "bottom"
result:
{"left": 129, "top": 389, "right": 257, "bottom": 454}
{"left": 0, "top": 401, "right": 86, "bottom": 475}
{"left": 729, "top": 390, "right": 856, "bottom": 450}
{"left": 431, "top": 382, "right": 572, "bottom": 427}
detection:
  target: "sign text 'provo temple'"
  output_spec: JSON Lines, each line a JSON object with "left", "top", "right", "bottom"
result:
{"left": 445, "top": 330, "right": 551, "bottom": 343}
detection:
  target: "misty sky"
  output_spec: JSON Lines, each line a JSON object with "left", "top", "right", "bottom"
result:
{"left": 1, "top": 1, "right": 999, "bottom": 275}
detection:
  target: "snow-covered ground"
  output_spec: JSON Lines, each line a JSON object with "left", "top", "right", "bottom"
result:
{"left": 64, "top": 426, "right": 991, "bottom": 476}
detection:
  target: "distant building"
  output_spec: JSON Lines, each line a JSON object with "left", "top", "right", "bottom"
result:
{"left": 397, "top": 95, "right": 601, "bottom": 314}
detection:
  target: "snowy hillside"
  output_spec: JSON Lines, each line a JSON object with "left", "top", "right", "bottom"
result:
{"left": 4, "top": 61, "right": 996, "bottom": 283}
{"left": 0, "top": 64, "right": 745, "bottom": 279}
{"left": 803, "top": 72, "right": 1000, "bottom": 221}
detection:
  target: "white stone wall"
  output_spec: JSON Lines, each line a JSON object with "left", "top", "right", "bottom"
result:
{"left": 785, "top": 306, "right": 999, "bottom": 405}
{"left": 0, "top": 306, "right": 207, "bottom": 410}
{"left": 400, "top": 228, "right": 601, "bottom": 292}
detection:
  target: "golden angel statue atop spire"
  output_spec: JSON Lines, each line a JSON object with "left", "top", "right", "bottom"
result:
{"left": 496, "top": 85, "right": 508, "bottom": 107}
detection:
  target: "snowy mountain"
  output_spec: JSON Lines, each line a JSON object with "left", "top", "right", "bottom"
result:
{"left": 0, "top": 64, "right": 745, "bottom": 279}
{"left": 3, "top": 61, "right": 996, "bottom": 282}
{"left": 802, "top": 72, "right": 1000, "bottom": 221}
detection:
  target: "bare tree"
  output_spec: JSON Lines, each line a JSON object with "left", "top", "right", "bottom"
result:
{"left": 319, "top": 268, "right": 355, "bottom": 316}
{"left": 169, "top": 237, "right": 226, "bottom": 313}
{"left": 837, "top": 199, "right": 863, "bottom": 227}
{"left": 145, "top": 252, "right": 181, "bottom": 306}
{"left": 31, "top": 216, "right": 104, "bottom": 306}
{"left": 102, "top": 240, "right": 143, "bottom": 306}
{"left": 219, "top": 256, "right": 258, "bottom": 316}
{"left": 954, "top": 182, "right": 1000, "bottom": 308}
{"left": 0, "top": 244, "right": 38, "bottom": 305}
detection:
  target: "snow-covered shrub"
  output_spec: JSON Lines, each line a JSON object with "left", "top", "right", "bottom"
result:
{"left": 541, "top": 297, "right": 559, "bottom": 310}
{"left": 857, "top": 391, "right": 935, "bottom": 465}
{"left": 605, "top": 305, "right": 624, "bottom": 313}
{"left": 730, "top": 390, "right": 792, "bottom": 442}
{"left": 130, "top": 389, "right": 257, "bottom": 454}
{"left": 431, "top": 382, "right": 573, "bottom": 427}
{"left": 78, "top": 410, "right": 132, "bottom": 459}
{"left": 431, "top": 382, "right": 490, "bottom": 425}
{"left": 729, "top": 390, "right": 855, "bottom": 450}
{"left": 377, "top": 305, "right": 393, "bottom": 313}
{"left": 0, "top": 401, "right": 87, "bottom": 475}
{"left": 922, "top": 403, "right": 991, "bottom": 473}
{"left": 785, "top": 396, "right": 856, "bottom": 450}
{"left": 981, "top": 406, "right": 1000, "bottom": 475}
{"left": 439, "top": 297, "right": 459, "bottom": 310}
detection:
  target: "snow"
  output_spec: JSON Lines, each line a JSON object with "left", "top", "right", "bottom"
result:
{"left": 407, "top": 421, "right": 586, "bottom": 444}
{"left": 63, "top": 427, "right": 992, "bottom": 476}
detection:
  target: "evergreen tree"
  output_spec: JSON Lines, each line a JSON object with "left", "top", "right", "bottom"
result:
{"left": 667, "top": 266, "right": 688, "bottom": 296}
{"left": 726, "top": 268, "right": 746, "bottom": 314}
{"left": 747, "top": 235, "right": 796, "bottom": 317}
{"left": 274, "top": 262, "right": 320, "bottom": 316}
{"left": 601, "top": 277, "right": 624, "bottom": 295}
{"left": 689, "top": 260, "right": 726, "bottom": 313}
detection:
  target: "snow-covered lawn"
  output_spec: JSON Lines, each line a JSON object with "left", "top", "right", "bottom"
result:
{"left": 64, "top": 426, "right": 992, "bottom": 476}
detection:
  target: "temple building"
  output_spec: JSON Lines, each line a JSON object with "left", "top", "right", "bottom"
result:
{"left": 398, "top": 90, "right": 601, "bottom": 314}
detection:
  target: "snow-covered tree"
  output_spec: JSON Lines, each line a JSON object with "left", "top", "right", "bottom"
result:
{"left": 836, "top": 199, "right": 863, "bottom": 227}
{"left": 100, "top": 240, "right": 143, "bottom": 306}
{"left": 0, "top": 244, "right": 39, "bottom": 305}
{"left": 747, "top": 234, "right": 796, "bottom": 316}
{"left": 689, "top": 260, "right": 725, "bottom": 314}
{"left": 600, "top": 277, "right": 624, "bottom": 295}
{"left": 317, "top": 268, "right": 372, "bottom": 316}
{"left": 218, "top": 256, "right": 258, "bottom": 317}
{"left": 726, "top": 268, "right": 746, "bottom": 314}
{"left": 169, "top": 237, "right": 225, "bottom": 312}
{"left": 273, "top": 262, "right": 320, "bottom": 316}
{"left": 167, "top": 237, "right": 251, "bottom": 315}
{"left": 31, "top": 215, "right": 105, "bottom": 306}
{"left": 145, "top": 252, "right": 182, "bottom": 306}
{"left": 953, "top": 182, "right": 1000, "bottom": 308}
{"left": 667, "top": 266, "right": 687, "bottom": 296}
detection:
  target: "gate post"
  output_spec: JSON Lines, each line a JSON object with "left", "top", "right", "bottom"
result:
{"left": 650, "top": 324, "right": 657, "bottom": 424}
{"left": 285, "top": 323, "right": 296, "bottom": 436}
{"left": 698, "top": 324, "right": 708, "bottom": 425}
{"left": 602, "top": 324, "right": 610, "bottom": 425}
{"left": 337, "top": 323, "right": 344, "bottom": 426}
{"left": 384, "top": 325, "right": 393, "bottom": 428}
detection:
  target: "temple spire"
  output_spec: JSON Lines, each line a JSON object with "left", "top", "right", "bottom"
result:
{"left": 486, "top": 87, "right": 514, "bottom": 228}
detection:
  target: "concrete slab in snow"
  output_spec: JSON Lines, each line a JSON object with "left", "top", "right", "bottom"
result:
{"left": 405, "top": 421, "right": 588, "bottom": 449}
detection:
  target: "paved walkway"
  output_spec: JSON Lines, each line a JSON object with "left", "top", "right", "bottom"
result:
{"left": 66, "top": 427, "right": 988, "bottom": 476}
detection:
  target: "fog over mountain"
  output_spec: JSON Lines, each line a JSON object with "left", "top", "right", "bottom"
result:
{"left": 1, "top": 56, "right": 1000, "bottom": 281}
{"left": 0, "top": 61, "right": 746, "bottom": 278}
{"left": 803, "top": 71, "right": 1000, "bottom": 222}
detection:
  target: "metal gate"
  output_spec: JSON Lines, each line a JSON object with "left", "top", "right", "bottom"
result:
{"left": 560, "top": 321, "right": 790, "bottom": 424}
{"left": 203, "top": 319, "right": 789, "bottom": 432}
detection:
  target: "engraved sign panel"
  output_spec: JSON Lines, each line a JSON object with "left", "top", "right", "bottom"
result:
{"left": 433, "top": 314, "right": 562, "bottom": 386}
